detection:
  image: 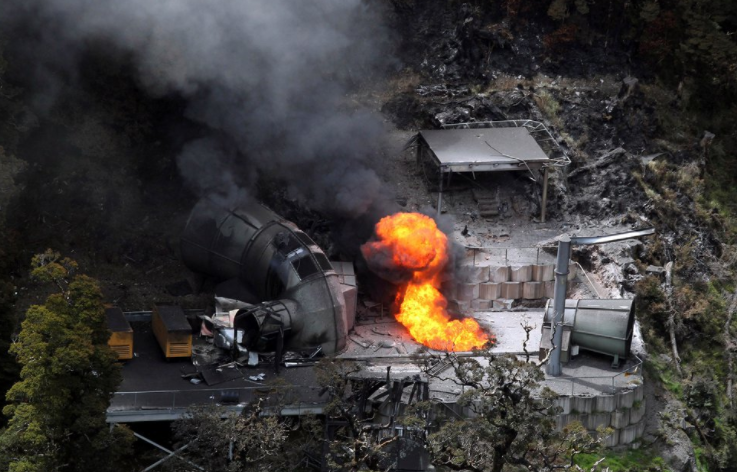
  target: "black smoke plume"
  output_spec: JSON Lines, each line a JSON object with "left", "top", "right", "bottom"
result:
{"left": 1, "top": 0, "right": 394, "bottom": 217}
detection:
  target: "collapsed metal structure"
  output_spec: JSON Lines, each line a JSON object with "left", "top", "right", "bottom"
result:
{"left": 181, "top": 196, "right": 356, "bottom": 356}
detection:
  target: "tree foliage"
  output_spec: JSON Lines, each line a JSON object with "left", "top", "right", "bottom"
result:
{"left": 316, "top": 360, "right": 402, "bottom": 471}
{"left": 0, "top": 230, "right": 20, "bottom": 427}
{"left": 171, "top": 402, "right": 293, "bottom": 472}
{"left": 0, "top": 252, "right": 133, "bottom": 472}
{"left": 418, "top": 354, "right": 606, "bottom": 472}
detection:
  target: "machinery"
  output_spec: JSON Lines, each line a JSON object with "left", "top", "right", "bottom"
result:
{"left": 181, "top": 196, "right": 355, "bottom": 356}
{"left": 540, "top": 298, "right": 636, "bottom": 367}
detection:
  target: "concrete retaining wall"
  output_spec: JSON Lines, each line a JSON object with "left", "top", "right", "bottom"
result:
{"left": 454, "top": 262, "right": 578, "bottom": 310}
{"left": 552, "top": 384, "right": 646, "bottom": 448}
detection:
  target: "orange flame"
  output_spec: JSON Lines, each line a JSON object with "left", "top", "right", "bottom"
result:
{"left": 362, "top": 212, "right": 490, "bottom": 351}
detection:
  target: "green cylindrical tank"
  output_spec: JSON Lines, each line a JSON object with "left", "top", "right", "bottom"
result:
{"left": 543, "top": 299, "right": 635, "bottom": 360}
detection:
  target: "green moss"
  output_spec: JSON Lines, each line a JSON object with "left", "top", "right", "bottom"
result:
{"left": 646, "top": 357, "right": 683, "bottom": 398}
{"left": 575, "top": 449, "right": 670, "bottom": 471}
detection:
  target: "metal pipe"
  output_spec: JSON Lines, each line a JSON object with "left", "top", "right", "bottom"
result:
{"left": 570, "top": 228, "right": 655, "bottom": 245}
{"left": 546, "top": 236, "right": 571, "bottom": 377}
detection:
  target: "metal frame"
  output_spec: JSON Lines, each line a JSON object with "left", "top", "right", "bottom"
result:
{"left": 110, "top": 424, "right": 207, "bottom": 472}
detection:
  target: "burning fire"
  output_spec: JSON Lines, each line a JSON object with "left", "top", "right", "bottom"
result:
{"left": 361, "top": 212, "right": 490, "bottom": 351}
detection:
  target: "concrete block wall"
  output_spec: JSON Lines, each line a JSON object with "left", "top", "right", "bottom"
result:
{"left": 552, "top": 384, "right": 646, "bottom": 448}
{"left": 453, "top": 263, "right": 578, "bottom": 310}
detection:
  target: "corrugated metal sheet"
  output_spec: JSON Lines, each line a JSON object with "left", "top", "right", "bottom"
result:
{"left": 420, "top": 127, "right": 550, "bottom": 172}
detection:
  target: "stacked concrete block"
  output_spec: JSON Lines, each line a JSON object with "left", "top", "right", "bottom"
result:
{"left": 489, "top": 266, "right": 510, "bottom": 283}
{"left": 532, "top": 264, "right": 555, "bottom": 282}
{"left": 554, "top": 385, "right": 647, "bottom": 448}
{"left": 629, "top": 400, "right": 646, "bottom": 424}
{"left": 457, "top": 265, "right": 490, "bottom": 284}
{"left": 544, "top": 281, "right": 555, "bottom": 299}
{"left": 567, "top": 263, "right": 578, "bottom": 281}
{"left": 601, "top": 430, "right": 620, "bottom": 447}
{"left": 556, "top": 414, "right": 580, "bottom": 431}
{"left": 619, "top": 423, "right": 643, "bottom": 445}
{"left": 501, "top": 282, "right": 521, "bottom": 299}
{"left": 584, "top": 412, "right": 611, "bottom": 431}
{"left": 610, "top": 409, "right": 631, "bottom": 429}
{"left": 617, "top": 389, "right": 635, "bottom": 409}
{"left": 634, "top": 384, "right": 645, "bottom": 402}
{"left": 522, "top": 282, "right": 543, "bottom": 299}
{"left": 595, "top": 395, "right": 616, "bottom": 413}
{"left": 471, "top": 299, "right": 492, "bottom": 311}
{"left": 455, "top": 283, "right": 479, "bottom": 301}
{"left": 572, "top": 395, "right": 595, "bottom": 415}
{"left": 479, "top": 282, "right": 501, "bottom": 300}
{"left": 493, "top": 299, "right": 513, "bottom": 310}
{"left": 455, "top": 300, "right": 471, "bottom": 313}
{"left": 510, "top": 265, "right": 532, "bottom": 282}
{"left": 554, "top": 396, "right": 572, "bottom": 415}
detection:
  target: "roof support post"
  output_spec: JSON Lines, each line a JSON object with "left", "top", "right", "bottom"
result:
{"left": 541, "top": 167, "right": 549, "bottom": 223}
{"left": 436, "top": 168, "right": 444, "bottom": 216}
{"left": 546, "top": 236, "right": 571, "bottom": 377}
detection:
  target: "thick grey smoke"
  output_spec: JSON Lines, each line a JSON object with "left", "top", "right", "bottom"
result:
{"left": 3, "top": 0, "right": 394, "bottom": 217}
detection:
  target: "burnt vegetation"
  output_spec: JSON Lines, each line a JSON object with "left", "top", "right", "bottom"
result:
{"left": 0, "top": 0, "right": 737, "bottom": 470}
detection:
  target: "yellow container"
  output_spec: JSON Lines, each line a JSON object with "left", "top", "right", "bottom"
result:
{"left": 152, "top": 305, "right": 192, "bottom": 358}
{"left": 105, "top": 307, "right": 134, "bottom": 360}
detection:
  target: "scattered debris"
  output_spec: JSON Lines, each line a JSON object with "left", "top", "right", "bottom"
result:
{"left": 248, "top": 373, "right": 266, "bottom": 382}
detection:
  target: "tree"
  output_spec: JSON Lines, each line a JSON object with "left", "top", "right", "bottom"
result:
{"left": 172, "top": 360, "right": 401, "bottom": 472}
{"left": 315, "top": 360, "right": 403, "bottom": 472}
{"left": 0, "top": 250, "right": 133, "bottom": 472}
{"left": 171, "top": 399, "right": 297, "bottom": 472}
{"left": 0, "top": 229, "right": 21, "bottom": 426}
{"left": 417, "top": 353, "right": 606, "bottom": 472}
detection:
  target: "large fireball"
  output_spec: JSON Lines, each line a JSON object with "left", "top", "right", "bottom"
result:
{"left": 361, "top": 212, "right": 490, "bottom": 351}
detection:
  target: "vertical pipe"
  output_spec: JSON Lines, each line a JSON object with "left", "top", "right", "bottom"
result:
{"left": 546, "top": 236, "right": 571, "bottom": 377}
{"left": 541, "top": 167, "right": 549, "bottom": 223}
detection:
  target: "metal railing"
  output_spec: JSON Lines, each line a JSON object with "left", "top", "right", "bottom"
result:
{"left": 109, "top": 385, "right": 323, "bottom": 412}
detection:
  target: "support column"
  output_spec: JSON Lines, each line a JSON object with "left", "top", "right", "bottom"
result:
{"left": 541, "top": 167, "right": 549, "bottom": 223}
{"left": 437, "top": 168, "right": 444, "bottom": 216}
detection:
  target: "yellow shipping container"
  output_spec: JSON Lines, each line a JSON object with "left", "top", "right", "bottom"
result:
{"left": 105, "top": 307, "right": 134, "bottom": 360}
{"left": 152, "top": 305, "right": 192, "bottom": 358}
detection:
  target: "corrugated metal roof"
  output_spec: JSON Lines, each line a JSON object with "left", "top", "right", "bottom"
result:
{"left": 420, "top": 127, "right": 550, "bottom": 172}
